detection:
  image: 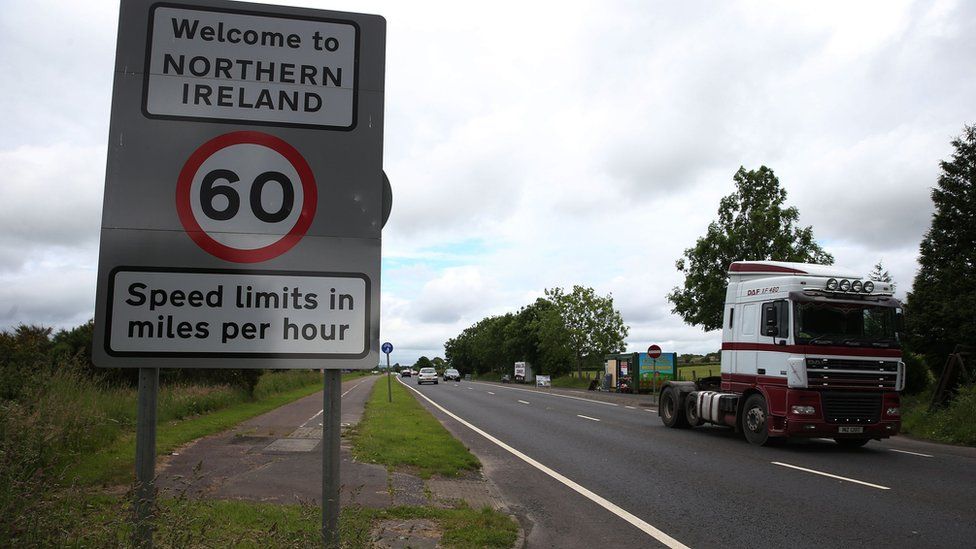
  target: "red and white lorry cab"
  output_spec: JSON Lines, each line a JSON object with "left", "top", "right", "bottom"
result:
{"left": 660, "top": 261, "right": 905, "bottom": 447}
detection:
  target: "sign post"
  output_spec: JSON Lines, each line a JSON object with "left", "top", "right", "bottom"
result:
{"left": 93, "top": 1, "right": 386, "bottom": 545}
{"left": 648, "top": 344, "right": 662, "bottom": 393}
{"left": 382, "top": 342, "right": 393, "bottom": 402}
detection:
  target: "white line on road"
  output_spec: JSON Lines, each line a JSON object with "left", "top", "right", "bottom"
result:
{"left": 479, "top": 382, "right": 621, "bottom": 407}
{"left": 518, "top": 400, "right": 530, "bottom": 405}
{"left": 644, "top": 409, "right": 657, "bottom": 413}
{"left": 578, "top": 414, "right": 601, "bottom": 422}
{"left": 889, "top": 448, "right": 934, "bottom": 458}
{"left": 467, "top": 387, "right": 473, "bottom": 390}
{"left": 398, "top": 378, "right": 689, "bottom": 549}
{"left": 625, "top": 406, "right": 636, "bottom": 409}
{"left": 300, "top": 378, "right": 369, "bottom": 427}
{"left": 771, "top": 461, "right": 891, "bottom": 490}
{"left": 487, "top": 391, "right": 496, "bottom": 395}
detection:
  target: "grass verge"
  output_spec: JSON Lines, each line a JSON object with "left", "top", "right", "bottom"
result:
{"left": 350, "top": 378, "right": 480, "bottom": 478}
{"left": 901, "top": 384, "right": 976, "bottom": 446}
{"left": 41, "top": 493, "right": 516, "bottom": 548}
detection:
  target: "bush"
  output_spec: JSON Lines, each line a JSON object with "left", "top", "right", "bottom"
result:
{"left": 902, "top": 383, "right": 976, "bottom": 445}
{"left": 902, "top": 352, "right": 934, "bottom": 395}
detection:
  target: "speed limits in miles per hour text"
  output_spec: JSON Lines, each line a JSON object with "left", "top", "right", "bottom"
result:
{"left": 105, "top": 269, "right": 369, "bottom": 358}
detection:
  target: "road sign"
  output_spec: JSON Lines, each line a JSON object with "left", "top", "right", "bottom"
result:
{"left": 93, "top": 0, "right": 386, "bottom": 370}
{"left": 381, "top": 342, "right": 393, "bottom": 354}
{"left": 175, "top": 131, "right": 317, "bottom": 263}
{"left": 648, "top": 344, "right": 662, "bottom": 359}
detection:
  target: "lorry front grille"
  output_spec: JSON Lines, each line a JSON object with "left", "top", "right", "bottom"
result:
{"left": 821, "top": 392, "right": 882, "bottom": 424}
{"left": 805, "top": 358, "right": 898, "bottom": 389}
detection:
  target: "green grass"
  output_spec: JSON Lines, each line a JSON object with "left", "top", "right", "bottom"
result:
{"left": 32, "top": 492, "right": 515, "bottom": 548}
{"left": 677, "top": 363, "right": 721, "bottom": 380}
{"left": 550, "top": 375, "right": 595, "bottom": 389}
{"left": 67, "top": 380, "right": 325, "bottom": 486}
{"left": 342, "top": 505, "right": 518, "bottom": 548}
{"left": 351, "top": 378, "right": 480, "bottom": 478}
{"left": 901, "top": 383, "right": 976, "bottom": 446}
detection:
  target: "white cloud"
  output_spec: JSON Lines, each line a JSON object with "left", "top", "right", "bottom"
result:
{"left": 1, "top": 0, "right": 973, "bottom": 365}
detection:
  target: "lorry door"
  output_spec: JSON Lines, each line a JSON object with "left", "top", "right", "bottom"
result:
{"left": 723, "top": 305, "right": 736, "bottom": 375}
{"left": 758, "top": 300, "right": 789, "bottom": 378}
{"left": 737, "top": 302, "right": 759, "bottom": 376}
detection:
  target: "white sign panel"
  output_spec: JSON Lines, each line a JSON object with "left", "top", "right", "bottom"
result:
{"left": 536, "top": 375, "right": 551, "bottom": 387}
{"left": 145, "top": 5, "right": 358, "bottom": 128}
{"left": 106, "top": 269, "right": 368, "bottom": 357}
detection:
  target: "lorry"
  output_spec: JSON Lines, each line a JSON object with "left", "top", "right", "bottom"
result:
{"left": 514, "top": 361, "right": 535, "bottom": 383}
{"left": 660, "top": 261, "right": 905, "bottom": 447}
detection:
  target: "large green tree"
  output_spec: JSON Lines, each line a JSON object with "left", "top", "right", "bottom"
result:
{"left": 906, "top": 125, "right": 976, "bottom": 372}
{"left": 545, "top": 286, "right": 628, "bottom": 376}
{"left": 667, "top": 166, "right": 834, "bottom": 331}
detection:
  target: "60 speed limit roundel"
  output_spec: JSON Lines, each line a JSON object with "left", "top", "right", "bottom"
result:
{"left": 176, "top": 131, "right": 317, "bottom": 263}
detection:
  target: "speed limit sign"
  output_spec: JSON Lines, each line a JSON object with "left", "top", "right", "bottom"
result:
{"left": 176, "top": 131, "right": 317, "bottom": 263}
{"left": 93, "top": 1, "right": 386, "bottom": 370}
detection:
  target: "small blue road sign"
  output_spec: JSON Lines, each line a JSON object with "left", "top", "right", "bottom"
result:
{"left": 381, "top": 342, "right": 393, "bottom": 354}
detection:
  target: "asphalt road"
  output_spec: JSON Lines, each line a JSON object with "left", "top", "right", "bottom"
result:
{"left": 403, "top": 378, "right": 976, "bottom": 549}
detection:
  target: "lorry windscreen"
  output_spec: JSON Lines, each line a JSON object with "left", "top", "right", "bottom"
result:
{"left": 794, "top": 301, "right": 899, "bottom": 348}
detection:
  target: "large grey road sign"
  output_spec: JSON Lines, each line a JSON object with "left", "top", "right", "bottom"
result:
{"left": 93, "top": 0, "right": 386, "bottom": 369}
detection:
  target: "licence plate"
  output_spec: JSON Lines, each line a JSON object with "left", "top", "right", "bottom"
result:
{"left": 838, "top": 426, "right": 864, "bottom": 434}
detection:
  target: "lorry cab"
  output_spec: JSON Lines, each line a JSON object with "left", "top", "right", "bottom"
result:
{"left": 662, "top": 261, "right": 905, "bottom": 446}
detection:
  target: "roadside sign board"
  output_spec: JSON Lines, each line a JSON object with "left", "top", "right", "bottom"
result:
{"left": 93, "top": 0, "right": 386, "bottom": 369}
{"left": 381, "top": 342, "right": 393, "bottom": 354}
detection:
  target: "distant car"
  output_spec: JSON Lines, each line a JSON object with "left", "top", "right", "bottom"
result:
{"left": 400, "top": 370, "right": 411, "bottom": 378}
{"left": 417, "top": 367, "right": 438, "bottom": 385}
{"left": 443, "top": 368, "right": 461, "bottom": 381}
{"left": 501, "top": 374, "right": 511, "bottom": 383}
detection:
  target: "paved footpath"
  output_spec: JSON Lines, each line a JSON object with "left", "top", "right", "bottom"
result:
{"left": 157, "top": 374, "right": 509, "bottom": 513}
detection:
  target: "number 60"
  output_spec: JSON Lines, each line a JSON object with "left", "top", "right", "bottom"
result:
{"left": 200, "top": 169, "right": 295, "bottom": 223}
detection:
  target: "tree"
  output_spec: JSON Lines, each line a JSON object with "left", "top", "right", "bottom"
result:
{"left": 545, "top": 286, "right": 628, "bottom": 376}
{"left": 667, "top": 166, "right": 834, "bottom": 331}
{"left": 414, "top": 356, "right": 432, "bottom": 370}
{"left": 906, "top": 125, "right": 976, "bottom": 373}
{"left": 869, "top": 260, "right": 895, "bottom": 290}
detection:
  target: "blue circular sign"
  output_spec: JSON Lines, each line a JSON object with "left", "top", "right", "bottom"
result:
{"left": 381, "top": 342, "right": 393, "bottom": 354}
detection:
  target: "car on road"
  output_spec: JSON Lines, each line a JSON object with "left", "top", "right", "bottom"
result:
{"left": 400, "top": 369, "right": 411, "bottom": 378}
{"left": 417, "top": 367, "right": 438, "bottom": 384}
{"left": 443, "top": 368, "right": 461, "bottom": 381}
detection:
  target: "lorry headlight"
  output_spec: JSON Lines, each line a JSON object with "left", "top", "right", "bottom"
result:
{"left": 863, "top": 281, "right": 875, "bottom": 293}
{"left": 839, "top": 279, "right": 851, "bottom": 291}
{"left": 886, "top": 407, "right": 900, "bottom": 417}
{"left": 826, "top": 278, "right": 838, "bottom": 290}
{"left": 791, "top": 405, "right": 816, "bottom": 415}
{"left": 851, "top": 280, "right": 863, "bottom": 292}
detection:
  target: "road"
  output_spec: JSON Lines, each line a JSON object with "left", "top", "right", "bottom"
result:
{"left": 403, "top": 378, "right": 976, "bottom": 549}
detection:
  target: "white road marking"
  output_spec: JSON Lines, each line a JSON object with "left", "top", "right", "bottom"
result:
{"left": 468, "top": 387, "right": 473, "bottom": 390}
{"left": 644, "top": 409, "right": 657, "bottom": 413}
{"left": 771, "top": 462, "right": 890, "bottom": 490}
{"left": 578, "top": 414, "right": 601, "bottom": 422}
{"left": 487, "top": 391, "right": 496, "bottom": 395}
{"left": 301, "top": 377, "right": 368, "bottom": 427}
{"left": 518, "top": 400, "right": 531, "bottom": 405}
{"left": 479, "top": 382, "right": 621, "bottom": 407}
{"left": 625, "top": 406, "right": 636, "bottom": 409}
{"left": 889, "top": 448, "right": 934, "bottom": 458}
{"left": 398, "top": 378, "right": 690, "bottom": 549}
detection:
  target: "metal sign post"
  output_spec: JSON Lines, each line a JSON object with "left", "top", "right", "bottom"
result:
{"left": 92, "top": 1, "right": 386, "bottom": 545}
{"left": 382, "top": 342, "right": 393, "bottom": 402}
{"left": 322, "top": 369, "right": 341, "bottom": 546}
{"left": 134, "top": 367, "right": 159, "bottom": 547}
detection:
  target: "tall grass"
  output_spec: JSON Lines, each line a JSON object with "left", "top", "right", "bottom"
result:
{"left": 0, "top": 364, "right": 323, "bottom": 546}
{"left": 902, "top": 383, "right": 976, "bottom": 445}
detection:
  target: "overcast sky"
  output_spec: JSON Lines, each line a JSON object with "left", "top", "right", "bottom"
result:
{"left": 1, "top": 0, "right": 974, "bottom": 366}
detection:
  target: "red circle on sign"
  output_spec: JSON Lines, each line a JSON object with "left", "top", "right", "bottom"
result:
{"left": 647, "top": 344, "right": 662, "bottom": 359}
{"left": 175, "top": 131, "right": 317, "bottom": 263}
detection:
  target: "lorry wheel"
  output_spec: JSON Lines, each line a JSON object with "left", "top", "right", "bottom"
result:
{"left": 685, "top": 396, "right": 704, "bottom": 427}
{"left": 834, "top": 438, "right": 870, "bottom": 448}
{"left": 742, "top": 394, "right": 771, "bottom": 446}
{"left": 660, "top": 387, "right": 688, "bottom": 428}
